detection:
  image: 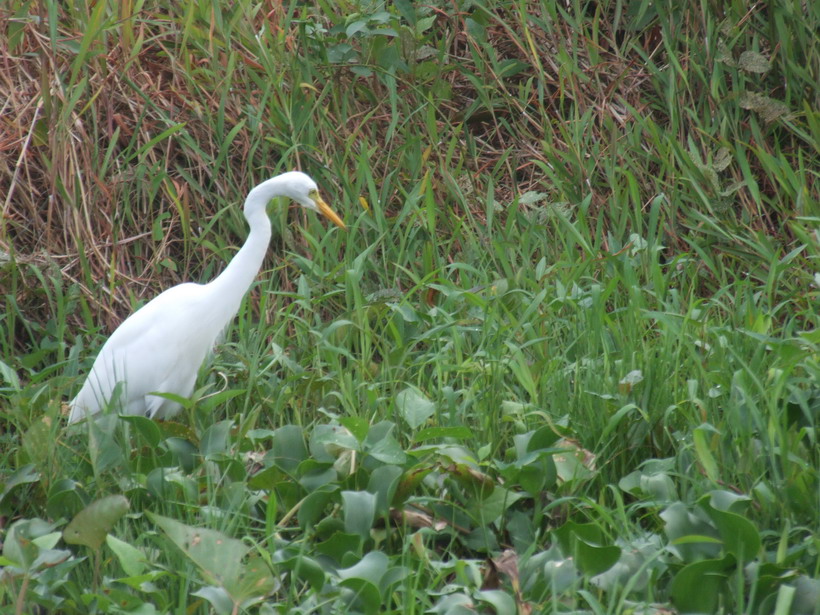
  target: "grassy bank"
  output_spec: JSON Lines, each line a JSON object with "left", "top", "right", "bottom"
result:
{"left": 1, "top": 0, "right": 818, "bottom": 613}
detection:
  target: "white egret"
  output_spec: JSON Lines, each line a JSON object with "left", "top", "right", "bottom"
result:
{"left": 68, "top": 171, "right": 345, "bottom": 423}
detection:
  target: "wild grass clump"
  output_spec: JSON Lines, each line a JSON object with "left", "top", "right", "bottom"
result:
{"left": 1, "top": 0, "right": 818, "bottom": 613}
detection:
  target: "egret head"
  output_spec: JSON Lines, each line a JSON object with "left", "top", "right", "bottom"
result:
{"left": 275, "top": 171, "right": 346, "bottom": 229}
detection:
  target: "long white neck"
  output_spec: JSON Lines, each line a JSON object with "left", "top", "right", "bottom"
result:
{"left": 206, "top": 177, "right": 287, "bottom": 323}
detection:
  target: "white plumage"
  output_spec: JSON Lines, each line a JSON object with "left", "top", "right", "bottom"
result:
{"left": 68, "top": 171, "right": 344, "bottom": 423}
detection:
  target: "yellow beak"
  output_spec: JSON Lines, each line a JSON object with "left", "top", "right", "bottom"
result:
{"left": 315, "top": 195, "right": 346, "bottom": 229}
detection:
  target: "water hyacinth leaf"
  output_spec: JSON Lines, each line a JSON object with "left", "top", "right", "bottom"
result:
{"left": 4, "top": 518, "right": 62, "bottom": 570}
{"left": 392, "top": 464, "right": 434, "bottom": 505}
{"left": 0, "top": 464, "right": 40, "bottom": 514}
{"left": 269, "top": 424, "right": 308, "bottom": 473}
{"left": 230, "top": 555, "right": 278, "bottom": 603}
{"left": 396, "top": 387, "right": 436, "bottom": 429}
{"left": 298, "top": 485, "right": 338, "bottom": 528}
{"left": 339, "top": 416, "right": 370, "bottom": 442}
{"left": 273, "top": 552, "right": 326, "bottom": 592}
{"left": 149, "top": 513, "right": 248, "bottom": 589}
{"left": 429, "top": 593, "right": 475, "bottom": 615}
{"left": 670, "top": 556, "right": 735, "bottom": 614}
{"left": 468, "top": 486, "right": 524, "bottom": 525}
{"left": 199, "top": 420, "right": 233, "bottom": 457}
{"left": 365, "top": 424, "right": 407, "bottom": 464}
{"left": 701, "top": 504, "right": 761, "bottom": 559}
{"left": 192, "top": 586, "right": 234, "bottom": 615}
{"left": 342, "top": 490, "right": 377, "bottom": 539}
{"left": 338, "top": 550, "right": 389, "bottom": 587}
{"left": 63, "top": 495, "right": 129, "bottom": 550}
{"left": 475, "top": 589, "right": 516, "bottom": 615}
{"left": 661, "top": 502, "right": 722, "bottom": 562}
{"left": 106, "top": 534, "right": 146, "bottom": 577}
{"left": 119, "top": 414, "right": 163, "bottom": 448}
{"left": 367, "top": 465, "right": 404, "bottom": 514}
{"left": 312, "top": 424, "right": 359, "bottom": 457}
{"left": 553, "top": 521, "right": 620, "bottom": 576}
{"left": 46, "top": 478, "right": 87, "bottom": 519}
{"left": 573, "top": 537, "right": 621, "bottom": 576}
{"left": 316, "top": 531, "right": 362, "bottom": 563}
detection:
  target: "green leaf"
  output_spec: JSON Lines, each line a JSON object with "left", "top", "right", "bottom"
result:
{"left": 192, "top": 586, "right": 234, "bottom": 615}
{"left": 700, "top": 495, "right": 761, "bottom": 559}
{"left": 367, "top": 465, "right": 403, "bottom": 514}
{"left": 149, "top": 512, "right": 248, "bottom": 589}
{"left": 365, "top": 422, "right": 407, "bottom": 464}
{"left": 340, "top": 416, "right": 370, "bottom": 442}
{"left": 269, "top": 425, "right": 308, "bottom": 473}
{"left": 298, "top": 485, "right": 337, "bottom": 529}
{"left": 200, "top": 420, "right": 233, "bottom": 456}
{"left": 0, "top": 464, "right": 40, "bottom": 514}
{"left": 106, "top": 534, "right": 146, "bottom": 577}
{"left": 475, "top": 589, "right": 517, "bottom": 615}
{"left": 4, "top": 518, "right": 61, "bottom": 570}
{"left": 273, "top": 552, "right": 326, "bottom": 592}
{"left": 670, "top": 556, "right": 735, "bottom": 614}
{"left": 0, "top": 358, "right": 21, "bottom": 389}
{"left": 63, "top": 495, "right": 129, "bottom": 550}
{"left": 661, "top": 502, "right": 722, "bottom": 562}
{"left": 553, "top": 521, "right": 621, "bottom": 576}
{"left": 119, "top": 415, "right": 163, "bottom": 448}
{"left": 337, "top": 550, "right": 389, "bottom": 587}
{"left": 341, "top": 490, "right": 377, "bottom": 539}
{"left": 396, "top": 387, "right": 435, "bottom": 429}
{"left": 316, "top": 531, "right": 362, "bottom": 563}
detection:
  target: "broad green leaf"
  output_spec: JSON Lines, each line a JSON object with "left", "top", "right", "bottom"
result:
{"left": 4, "top": 518, "right": 60, "bottom": 570}
{"left": 367, "top": 465, "right": 403, "bottom": 514}
{"left": 268, "top": 424, "right": 308, "bottom": 473}
{"left": 340, "top": 416, "right": 370, "bottom": 442}
{"left": 670, "top": 556, "right": 734, "bottom": 614}
{"left": 0, "top": 464, "right": 40, "bottom": 514}
{"left": 106, "top": 534, "right": 146, "bottom": 577}
{"left": 395, "top": 387, "right": 435, "bottom": 429}
{"left": 119, "top": 415, "right": 163, "bottom": 448}
{"left": 63, "top": 495, "right": 129, "bottom": 550}
{"left": 701, "top": 500, "right": 761, "bottom": 559}
{"left": 312, "top": 424, "right": 359, "bottom": 457}
{"left": 341, "top": 490, "right": 377, "bottom": 539}
{"left": 200, "top": 420, "right": 233, "bottom": 456}
{"left": 149, "top": 512, "right": 248, "bottom": 589}
{"left": 273, "top": 552, "right": 326, "bottom": 591}
{"left": 298, "top": 485, "right": 337, "bottom": 528}
{"left": 475, "top": 589, "right": 516, "bottom": 615}
{"left": 230, "top": 555, "right": 278, "bottom": 604}
{"left": 661, "top": 502, "right": 722, "bottom": 562}
{"left": 316, "top": 532, "right": 362, "bottom": 563}
{"left": 192, "top": 586, "right": 234, "bottom": 615}
{"left": 366, "top": 427, "right": 406, "bottom": 464}
{"left": 337, "top": 551, "right": 389, "bottom": 587}
{"left": 553, "top": 521, "right": 621, "bottom": 576}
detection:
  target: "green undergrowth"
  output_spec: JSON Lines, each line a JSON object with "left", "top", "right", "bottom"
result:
{"left": 1, "top": 0, "right": 819, "bottom": 613}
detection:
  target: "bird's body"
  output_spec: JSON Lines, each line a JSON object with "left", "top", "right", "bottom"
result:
{"left": 68, "top": 171, "right": 344, "bottom": 423}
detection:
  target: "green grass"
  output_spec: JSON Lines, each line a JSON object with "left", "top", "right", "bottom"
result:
{"left": 1, "top": 0, "right": 819, "bottom": 613}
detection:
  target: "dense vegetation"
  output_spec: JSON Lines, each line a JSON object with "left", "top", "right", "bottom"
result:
{"left": 1, "top": 0, "right": 818, "bottom": 613}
